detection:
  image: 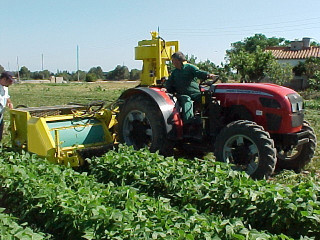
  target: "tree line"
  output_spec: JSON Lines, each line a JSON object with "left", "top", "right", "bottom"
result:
{"left": 1, "top": 33, "right": 320, "bottom": 89}
{"left": 0, "top": 65, "right": 141, "bottom": 82}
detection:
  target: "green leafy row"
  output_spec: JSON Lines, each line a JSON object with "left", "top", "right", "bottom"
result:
{"left": 89, "top": 145, "right": 320, "bottom": 239}
{"left": 0, "top": 208, "right": 50, "bottom": 240}
{"left": 0, "top": 150, "right": 288, "bottom": 240}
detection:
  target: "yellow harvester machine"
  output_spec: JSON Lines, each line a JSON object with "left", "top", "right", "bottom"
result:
{"left": 10, "top": 104, "right": 117, "bottom": 166}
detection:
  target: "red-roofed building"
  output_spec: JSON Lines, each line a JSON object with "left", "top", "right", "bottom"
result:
{"left": 266, "top": 38, "right": 320, "bottom": 89}
{"left": 266, "top": 38, "right": 320, "bottom": 66}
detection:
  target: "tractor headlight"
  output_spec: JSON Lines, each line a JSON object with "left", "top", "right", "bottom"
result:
{"left": 287, "top": 93, "right": 303, "bottom": 113}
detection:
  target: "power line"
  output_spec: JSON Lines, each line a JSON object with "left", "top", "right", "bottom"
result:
{"left": 163, "top": 25, "right": 320, "bottom": 38}
{"left": 162, "top": 16, "right": 320, "bottom": 36}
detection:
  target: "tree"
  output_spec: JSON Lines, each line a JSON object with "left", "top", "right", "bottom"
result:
{"left": 40, "top": 70, "right": 52, "bottom": 79}
{"left": 310, "top": 41, "right": 320, "bottom": 47}
{"left": 88, "top": 66, "right": 104, "bottom": 80}
{"left": 56, "top": 70, "right": 71, "bottom": 81}
{"left": 229, "top": 46, "right": 292, "bottom": 83}
{"left": 129, "top": 69, "right": 141, "bottom": 80}
{"left": 107, "top": 65, "right": 130, "bottom": 80}
{"left": 265, "top": 61, "right": 293, "bottom": 85}
{"left": 31, "top": 70, "right": 52, "bottom": 79}
{"left": 70, "top": 70, "right": 86, "bottom": 81}
{"left": 227, "top": 34, "right": 289, "bottom": 56}
{"left": 293, "top": 57, "right": 320, "bottom": 90}
{"left": 196, "top": 59, "right": 217, "bottom": 73}
{"left": 19, "top": 66, "right": 31, "bottom": 80}
{"left": 227, "top": 35, "right": 294, "bottom": 83}
{"left": 85, "top": 73, "right": 98, "bottom": 82}
{"left": 0, "top": 65, "right": 4, "bottom": 73}
{"left": 216, "top": 63, "right": 232, "bottom": 83}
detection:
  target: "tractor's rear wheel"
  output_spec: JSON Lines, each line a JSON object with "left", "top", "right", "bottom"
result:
{"left": 214, "top": 120, "right": 277, "bottom": 179}
{"left": 118, "top": 95, "right": 168, "bottom": 154}
{"left": 276, "top": 121, "right": 317, "bottom": 172}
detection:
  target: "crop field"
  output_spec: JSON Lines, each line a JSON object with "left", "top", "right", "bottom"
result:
{"left": 0, "top": 82, "right": 319, "bottom": 239}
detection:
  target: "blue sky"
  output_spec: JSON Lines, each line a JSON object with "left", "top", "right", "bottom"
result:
{"left": 2, "top": 0, "right": 320, "bottom": 73}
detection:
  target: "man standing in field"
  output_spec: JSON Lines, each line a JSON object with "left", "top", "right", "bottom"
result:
{"left": 0, "top": 71, "right": 14, "bottom": 142}
{"left": 165, "top": 51, "right": 218, "bottom": 137}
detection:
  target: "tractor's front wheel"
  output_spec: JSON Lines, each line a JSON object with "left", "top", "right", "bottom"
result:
{"left": 276, "top": 121, "right": 317, "bottom": 172}
{"left": 118, "top": 95, "right": 169, "bottom": 154}
{"left": 214, "top": 120, "right": 277, "bottom": 179}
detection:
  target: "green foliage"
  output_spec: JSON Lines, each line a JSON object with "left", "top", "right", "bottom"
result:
{"left": 229, "top": 47, "right": 293, "bottom": 83}
{"left": 309, "top": 75, "right": 320, "bottom": 90}
{"left": 227, "top": 34, "right": 289, "bottom": 55}
{"left": 292, "top": 57, "right": 320, "bottom": 90}
{"left": 293, "top": 61, "right": 306, "bottom": 76}
{"left": 129, "top": 68, "right": 141, "bottom": 80}
{"left": 0, "top": 64, "right": 4, "bottom": 73}
{"left": 89, "top": 145, "right": 320, "bottom": 238}
{"left": 30, "top": 70, "right": 52, "bottom": 80}
{"left": 19, "top": 66, "right": 31, "bottom": 80}
{"left": 88, "top": 66, "right": 104, "bottom": 80}
{"left": 0, "top": 150, "right": 283, "bottom": 239}
{"left": 0, "top": 208, "right": 50, "bottom": 239}
{"left": 71, "top": 70, "right": 86, "bottom": 81}
{"left": 304, "top": 57, "right": 320, "bottom": 90}
{"left": 55, "top": 70, "right": 71, "bottom": 81}
{"left": 185, "top": 54, "right": 197, "bottom": 65}
{"left": 226, "top": 34, "right": 294, "bottom": 83}
{"left": 310, "top": 41, "right": 320, "bottom": 47}
{"left": 85, "top": 73, "right": 98, "bottom": 82}
{"left": 106, "top": 65, "right": 130, "bottom": 80}
{"left": 265, "top": 61, "right": 293, "bottom": 85}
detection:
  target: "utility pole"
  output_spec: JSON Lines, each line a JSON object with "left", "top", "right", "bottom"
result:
{"left": 17, "top": 56, "right": 20, "bottom": 82}
{"left": 42, "top": 54, "right": 44, "bottom": 71}
{"left": 77, "top": 45, "right": 80, "bottom": 81}
{"left": 41, "top": 54, "right": 44, "bottom": 79}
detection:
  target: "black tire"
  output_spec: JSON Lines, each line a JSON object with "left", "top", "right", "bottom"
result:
{"left": 214, "top": 120, "right": 277, "bottom": 179}
{"left": 276, "top": 121, "right": 317, "bottom": 172}
{"left": 118, "top": 95, "right": 169, "bottom": 154}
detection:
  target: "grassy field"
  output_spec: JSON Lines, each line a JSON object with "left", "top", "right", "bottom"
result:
{"left": 2, "top": 81, "right": 320, "bottom": 172}
{"left": 9, "top": 81, "right": 139, "bottom": 107}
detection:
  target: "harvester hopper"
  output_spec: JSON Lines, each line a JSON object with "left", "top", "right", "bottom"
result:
{"left": 10, "top": 104, "right": 116, "bottom": 166}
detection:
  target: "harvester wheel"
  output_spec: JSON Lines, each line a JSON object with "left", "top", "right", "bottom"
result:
{"left": 214, "top": 120, "right": 277, "bottom": 179}
{"left": 276, "top": 121, "right": 317, "bottom": 172}
{"left": 118, "top": 95, "right": 168, "bottom": 154}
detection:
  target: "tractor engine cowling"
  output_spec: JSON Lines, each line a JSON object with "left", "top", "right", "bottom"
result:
{"left": 212, "top": 83, "right": 304, "bottom": 134}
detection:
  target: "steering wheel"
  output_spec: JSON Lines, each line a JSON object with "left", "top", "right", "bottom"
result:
{"left": 199, "top": 76, "right": 220, "bottom": 88}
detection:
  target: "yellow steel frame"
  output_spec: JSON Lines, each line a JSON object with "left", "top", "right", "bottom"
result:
{"left": 135, "top": 31, "right": 179, "bottom": 86}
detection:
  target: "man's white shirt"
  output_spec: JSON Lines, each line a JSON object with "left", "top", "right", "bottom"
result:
{"left": 0, "top": 85, "right": 10, "bottom": 122}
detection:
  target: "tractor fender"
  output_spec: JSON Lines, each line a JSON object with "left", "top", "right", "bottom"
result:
{"left": 118, "top": 87, "right": 183, "bottom": 139}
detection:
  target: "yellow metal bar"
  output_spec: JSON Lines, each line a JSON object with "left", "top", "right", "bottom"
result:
{"left": 54, "top": 129, "right": 60, "bottom": 159}
{"left": 136, "top": 32, "right": 180, "bottom": 86}
{"left": 156, "top": 37, "right": 162, "bottom": 81}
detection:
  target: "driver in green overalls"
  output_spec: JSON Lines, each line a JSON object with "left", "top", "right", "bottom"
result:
{"left": 165, "top": 51, "right": 218, "bottom": 137}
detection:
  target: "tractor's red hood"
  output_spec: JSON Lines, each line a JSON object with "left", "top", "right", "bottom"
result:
{"left": 212, "top": 83, "right": 303, "bottom": 134}
{"left": 213, "top": 83, "right": 296, "bottom": 97}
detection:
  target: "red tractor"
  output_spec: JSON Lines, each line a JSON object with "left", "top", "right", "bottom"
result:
{"left": 116, "top": 33, "right": 317, "bottom": 179}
